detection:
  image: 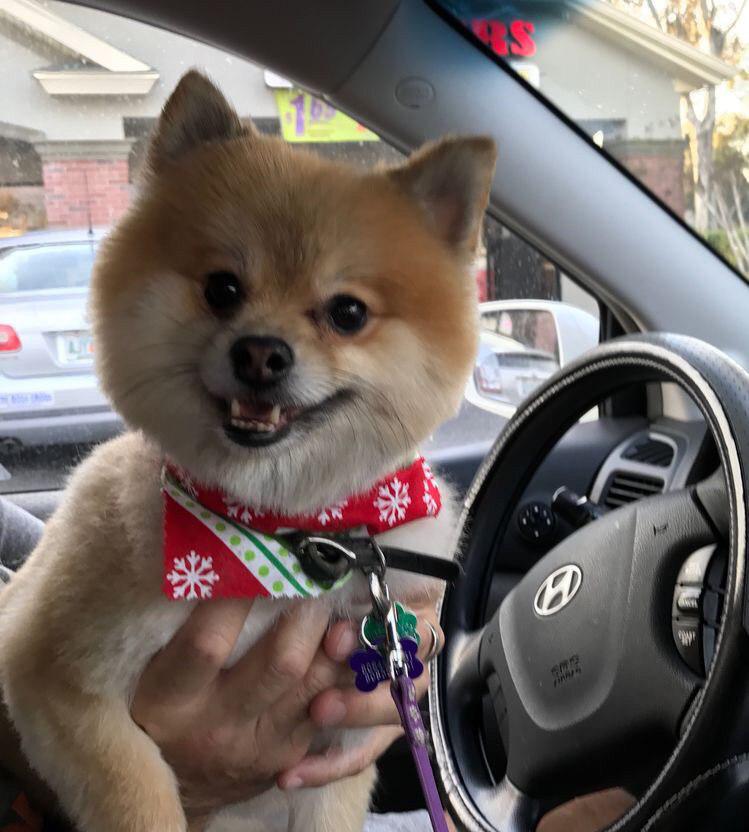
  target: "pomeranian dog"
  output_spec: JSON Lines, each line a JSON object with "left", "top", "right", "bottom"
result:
{"left": 0, "top": 71, "right": 495, "bottom": 832}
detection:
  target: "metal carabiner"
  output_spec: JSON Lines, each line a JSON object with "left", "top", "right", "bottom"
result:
{"left": 366, "top": 569, "right": 407, "bottom": 679}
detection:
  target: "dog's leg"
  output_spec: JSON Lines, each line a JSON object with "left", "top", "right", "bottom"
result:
{"left": 287, "top": 765, "right": 376, "bottom": 832}
{"left": 4, "top": 680, "right": 185, "bottom": 832}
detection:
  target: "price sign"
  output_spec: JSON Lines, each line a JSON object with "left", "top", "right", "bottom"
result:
{"left": 274, "top": 90, "right": 379, "bottom": 143}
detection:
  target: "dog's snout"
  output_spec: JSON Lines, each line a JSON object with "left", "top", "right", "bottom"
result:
{"left": 231, "top": 336, "right": 294, "bottom": 385}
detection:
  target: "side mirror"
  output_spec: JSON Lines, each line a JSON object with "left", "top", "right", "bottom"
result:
{"left": 466, "top": 300, "right": 598, "bottom": 416}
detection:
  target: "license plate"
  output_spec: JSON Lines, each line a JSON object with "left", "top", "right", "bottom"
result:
{"left": 0, "top": 391, "right": 54, "bottom": 411}
{"left": 57, "top": 331, "right": 94, "bottom": 364}
{"left": 518, "top": 377, "right": 541, "bottom": 397}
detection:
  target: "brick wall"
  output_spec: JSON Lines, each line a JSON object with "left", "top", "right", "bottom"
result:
{"left": 42, "top": 158, "right": 130, "bottom": 228}
{"left": 34, "top": 140, "right": 134, "bottom": 230}
{"left": 608, "top": 139, "right": 687, "bottom": 218}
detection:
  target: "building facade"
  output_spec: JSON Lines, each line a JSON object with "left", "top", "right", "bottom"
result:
{"left": 0, "top": 0, "right": 735, "bottom": 302}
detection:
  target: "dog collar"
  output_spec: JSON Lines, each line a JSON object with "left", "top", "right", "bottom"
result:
{"left": 162, "top": 457, "right": 441, "bottom": 601}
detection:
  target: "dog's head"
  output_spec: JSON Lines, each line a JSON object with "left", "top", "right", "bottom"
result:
{"left": 91, "top": 71, "right": 496, "bottom": 511}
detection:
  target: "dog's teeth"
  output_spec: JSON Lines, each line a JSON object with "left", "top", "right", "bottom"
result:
{"left": 229, "top": 414, "right": 281, "bottom": 433}
{"left": 270, "top": 405, "right": 281, "bottom": 425}
{"left": 230, "top": 399, "right": 241, "bottom": 418}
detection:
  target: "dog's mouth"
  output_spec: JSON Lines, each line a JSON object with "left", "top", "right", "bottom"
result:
{"left": 220, "top": 391, "right": 350, "bottom": 448}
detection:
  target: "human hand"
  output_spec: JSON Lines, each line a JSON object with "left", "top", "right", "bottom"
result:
{"left": 131, "top": 599, "right": 344, "bottom": 822}
{"left": 278, "top": 593, "right": 444, "bottom": 790}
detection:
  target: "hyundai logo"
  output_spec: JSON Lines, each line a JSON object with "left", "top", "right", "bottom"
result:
{"left": 533, "top": 564, "right": 583, "bottom": 617}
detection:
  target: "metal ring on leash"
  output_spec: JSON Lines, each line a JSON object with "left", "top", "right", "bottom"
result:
{"left": 424, "top": 621, "right": 442, "bottom": 663}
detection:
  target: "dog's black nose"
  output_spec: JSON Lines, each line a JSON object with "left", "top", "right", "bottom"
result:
{"left": 230, "top": 336, "right": 294, "bottom": 385}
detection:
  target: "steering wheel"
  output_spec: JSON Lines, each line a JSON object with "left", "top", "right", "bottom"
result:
{"left": 430, "top": 333, "right": 749, "bottom": 832}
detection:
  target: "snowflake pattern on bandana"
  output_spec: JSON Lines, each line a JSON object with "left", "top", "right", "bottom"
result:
{"left": 423, "top": 462, "right": 437, "bottom": 489}
{"left": 374, "top": 477, "right": 411, "bottom": 526}
{"left": 317, "top": 500, "right": 347, "bottom": 526}
{"left": 166, "top": 551, "right": 220, "bottom": 599}
{"left": 162, "top": 456, "right": 442, "bottom": 601}
{"left": 422, "top": 490, "right": 439, "bottom": 516}
{"left": 225, "top": 501, "right": 255, "bottom": 524}
{"left": 421, "top": 462, "right": 440, "bottom": 516}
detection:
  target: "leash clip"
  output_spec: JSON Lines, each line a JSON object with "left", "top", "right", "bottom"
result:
{"left": 361, "top": 539, "right": 407, "bottom": 680}
{"left": 294, "top": 535, "right": 356, "bottom": 582}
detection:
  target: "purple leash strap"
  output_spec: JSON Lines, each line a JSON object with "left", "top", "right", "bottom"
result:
{"left": 391, "top": 674, "right": 449, "bottom": 832}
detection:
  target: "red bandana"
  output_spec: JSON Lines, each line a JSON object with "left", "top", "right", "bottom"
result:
{"left": 162, "top": 457, "right": 441, "bottom": 601}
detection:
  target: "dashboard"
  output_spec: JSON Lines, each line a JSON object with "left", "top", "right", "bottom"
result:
{"left": 488, "top": 415, "right": 712, "bottom": 574}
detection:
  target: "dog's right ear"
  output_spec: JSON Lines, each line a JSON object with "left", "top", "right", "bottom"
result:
{"left": 147, "top": 70, "right": 250, "bottom": 172}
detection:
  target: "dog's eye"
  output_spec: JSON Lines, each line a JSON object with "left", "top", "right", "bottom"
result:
{"left": 325, "top": 295, "right": 368, "bottom": 335}
{"left": 204, "top": 271, "right": 244, "bottom": 312}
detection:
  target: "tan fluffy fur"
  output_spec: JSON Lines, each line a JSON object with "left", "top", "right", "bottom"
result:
{"left": 0, "top": 71, "right": 495, "bottom": 832}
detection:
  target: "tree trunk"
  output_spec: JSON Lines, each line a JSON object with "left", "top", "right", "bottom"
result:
{"left": 687, "top": 85, "right": 716, "bottom": 232}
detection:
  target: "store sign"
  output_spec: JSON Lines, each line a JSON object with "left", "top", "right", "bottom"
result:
{"left": 510, "top": 63, "right": 540, "bottom": 88}
{"left": 471, "top": 19, "right": 536, "bottom": 57}
{"left": 274, "top": 90, "right": 379, "bottom": 143}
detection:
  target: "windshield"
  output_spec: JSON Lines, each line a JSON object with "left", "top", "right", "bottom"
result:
{"left": 0, "top": 0, "right": 599, "bottom": 496}
{"left": 0, "top": 243, "right": 96, "bottom": 293}
{"left": 438, "top": 0, "right": 749, "bottom": 277}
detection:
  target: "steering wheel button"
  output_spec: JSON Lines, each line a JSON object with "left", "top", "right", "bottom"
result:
{"left": 677, "top": 544, "right": 716, "bottom": 586}
{"left": 517, "top": 501, "right": 555, "bottom": 543}
{"left": 672, "top": 619, "right": 703, "bottom": 675}
{"left": 676, "top": 587, "right": 701, "bottom": 614}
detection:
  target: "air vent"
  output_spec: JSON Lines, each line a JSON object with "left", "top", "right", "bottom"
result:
{"left": 603, "top": 471, "right": 665, "bottom": 508}
{"left": 622, "top": 437, "right": 674, "bottom": 467}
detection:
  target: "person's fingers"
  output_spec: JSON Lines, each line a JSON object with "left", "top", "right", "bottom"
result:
{"left": 222, "top": 602, "right": 330, "bottom": 715}
{"left": 273, "top": 633, "right": 353, "bottom": 729}
{"left": 322, "top": 619, "right": 359, "bottom": 663}
{"left": 277, "top": 725, "right": 403, "bottom": 790}
{"left": 134, "top": 598, "right": 254, "bottom": 709}
{"left": 309, "top": 665, "right": 431, "bottom": 729}
{"left": 415, "top": 616, "right": 444, "bottom": 663}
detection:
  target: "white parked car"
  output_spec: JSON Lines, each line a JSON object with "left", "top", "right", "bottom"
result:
{"left": 466, "top": 300, "right": 599, "bottom": 417}
{"left": 0, "top": 229, "right": 122, "bottom": 449}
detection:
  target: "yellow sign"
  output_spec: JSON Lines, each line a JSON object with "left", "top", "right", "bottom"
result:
{"left": 274, "top": 90, "right": 379, "bottom": 143}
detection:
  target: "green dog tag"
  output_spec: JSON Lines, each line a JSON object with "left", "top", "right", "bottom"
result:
{"left": 363, "top": 602, "right": 420, "bottom": 646}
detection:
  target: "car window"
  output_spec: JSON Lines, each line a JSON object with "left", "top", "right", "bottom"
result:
{"left": 437, "top": 0, "right": 749, "bottom": 278}
{"left": 0, "top": 1, "right": 599, "bottom": 493}
{"left": 0, "top": 243, "right": 96, "bottom": 293}
{"left": 449, "top": 212, "right": 600, "bottom": 434}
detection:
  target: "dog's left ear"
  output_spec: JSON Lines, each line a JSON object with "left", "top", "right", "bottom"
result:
{"left": 389, "top": 136, "right": 497, "bottom": 258}
{"left": 147, "top": 70, "right": 251, "bottom": 172}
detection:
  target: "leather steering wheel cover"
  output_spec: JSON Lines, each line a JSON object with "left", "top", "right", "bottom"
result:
{"left": 429, "top": 333, "right": 749, "bottom": 832}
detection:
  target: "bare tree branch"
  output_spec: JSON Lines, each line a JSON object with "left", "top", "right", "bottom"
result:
{"left": 731, "top": 171, "right": 748, "bottom": 237}
{"left": 707, "top": 183, "right": 749, "bottom": 272}
{"left": 644, "top": 0, "right": 664, "bottom": 29}
{"left": 724, "top": 0, "right": 748, "bottom": 34}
